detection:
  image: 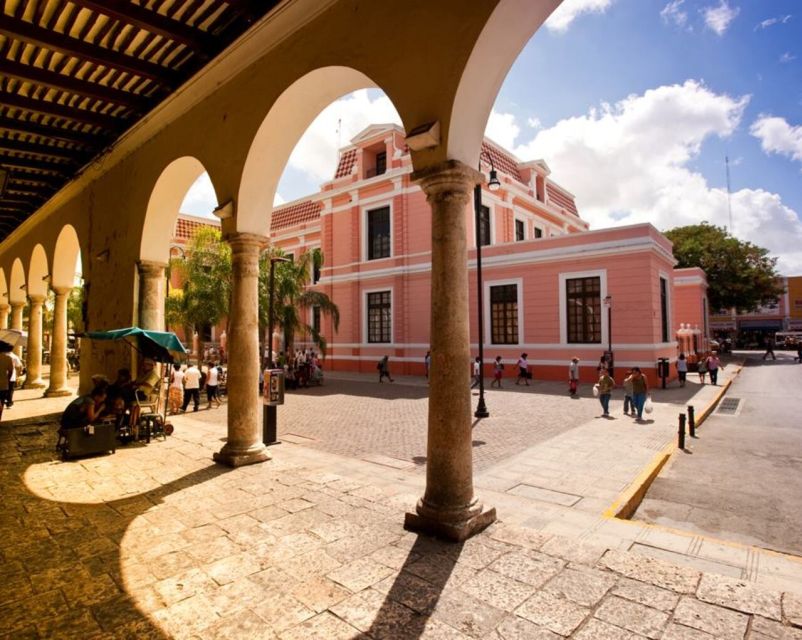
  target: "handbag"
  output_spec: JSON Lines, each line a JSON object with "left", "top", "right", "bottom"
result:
{"left": 592, "top": 383, "right": 599, "bottom": 397}
{"left": 644, "top": 396, "right": 654, "bottom": 414}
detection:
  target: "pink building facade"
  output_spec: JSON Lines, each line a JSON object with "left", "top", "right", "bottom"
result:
{"left": 263, "top": 124, "right": 709, "bottom": 384}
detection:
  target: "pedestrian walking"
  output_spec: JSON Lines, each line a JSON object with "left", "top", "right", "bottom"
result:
{"left": 762, "top": 336, "right": 776, "bottom": 361}
{"left": 697, "top": 355, "right": 708, "bottom": 384}
{"left": 168, "top": 363, "right": 184, "bottom": 415}
{"left": 424, "top": 350, "right": 431, "bottom": 379}
{"left": 706, "top": 352, "right": 722, "bottom": 385}
{"left": 181, "top": 363, "right": 201, "bottom": 412}
{"left": 0, "top": 342, "right": 15, "bottom": 421}
{"left": 676, "top": 353, "right": 688, "bottom": 388}
{"left": 626, "top": 367, "right": 649, "bottom": 422}
{"left": 623, "top": 369, "right": 634, "bottom": 415}
{"left": 5, "top": 348, "right": 22, "bottom": 408}
{"left": 515, "top": 353, "right": 530, "bottom": 386}
{"left": 205, "top": 362, "right": 221, "bottom": 409}
{"left": 597, "top": 369, "right": 614, "bottom": 417}
{"left": 491, "top": 356, "right": 504, "bottom": 388}
{"left": 471, "top": 356, "right": 481, "bottom": 389}
{"left": 378, "top": 355, "right": 394, "bottom": 383}
{"left": 568, "top": 357, "right": 580, "bottom": 396}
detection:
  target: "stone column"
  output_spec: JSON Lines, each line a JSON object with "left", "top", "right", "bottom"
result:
{"left": 45, "top": 287, "right": 72, "bottom": 397}
{"left": 404, "top": 160, "right": 496, "bottom": 541}
{"left": 213, "top": 233, "right": 270, "bottom": 467}
{"left": 24, "top": 295, "right": 46, "bottom": 389}
{"left": 10, "top": 302, "right": 24, "bottom": 359}
{"left": 0, "top": 304, "right": 9, "bottom": 329}
{"left": 138, "top": 260, "right": 167, "bottom": 331}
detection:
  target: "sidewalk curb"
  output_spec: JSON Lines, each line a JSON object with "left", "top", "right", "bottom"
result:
{"left": 603, "top": 363, "right": 744, "bottom": 521}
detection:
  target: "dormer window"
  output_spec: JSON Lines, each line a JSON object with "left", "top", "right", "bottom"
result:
{"left": 363, "top": 143, "right": 388, "bottom": 179}
{"left": 375, "top": 151, "right": 387, "bottom": 176}
{"left": 535, "top": 175, "right": 546, "bottom": 203}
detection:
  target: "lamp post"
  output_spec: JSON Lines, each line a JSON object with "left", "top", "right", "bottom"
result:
{"left": 264, "top": 255, "right": 291, "bottom": 446}
{"left": 604, "top": 295, "right": 614, "bottom": 379}
{"left": 474, "top": 151, "right": 501, "bottom": 419}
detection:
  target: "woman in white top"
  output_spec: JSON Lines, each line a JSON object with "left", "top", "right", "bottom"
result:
{"left": 676, "top": 353, "right": 688, "bottom": 388}
{"left": 205, "top": 362, "right": 221, "bottom": 408}
{"left": 516, "top": 353, "right": 530, "bottom": 386}
{"left": 168, "top": 363, "right": 184, "bottom": 414}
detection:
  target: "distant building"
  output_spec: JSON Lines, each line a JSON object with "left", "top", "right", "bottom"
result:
{"left": 172, "top": 124, "right": 710, "bottom": 382}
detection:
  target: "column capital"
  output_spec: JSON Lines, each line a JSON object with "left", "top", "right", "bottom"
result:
{"left": 28, "top": 294, "right": 46, "bottom": 305}
{"left": 10, "top": 300, "right": 25, "bottom": 309}
{"left": 412, "top": 160, "right": 482, "bottom": 201}
{"left": 224, "top": 232, "right": 268, "bottom": 253}
{"left": 51, "top": 286, "right": 72, "bottom": 297}
{"left": 0, "top": 303, "right": 9, "bottom": 312}
{"left": 137, "top": 260, "right": 167, "bottom": 278}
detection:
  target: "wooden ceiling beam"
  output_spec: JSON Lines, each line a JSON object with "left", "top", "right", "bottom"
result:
{"left": 0, "top": 59, "right": 147, "bottom": 109}
{"left": 0, "top": 154, "right": 72, "bottom": 174}
{"left": 0, "top": 115, "right": 98, "bottom": 145}
{"left": 69, "top": 0, "right": 215, "bottom": 52}
{"left": 0, "top": 137, "right": 84, "bottom": 160}
{"left": 0, "top": 92, "right": 123, "bottom": 130}
{"left": 0, "top": 14, "right": 176, "bottom": 86}
{"left": 7, "top": 172, "right": 61, "bottom": 188}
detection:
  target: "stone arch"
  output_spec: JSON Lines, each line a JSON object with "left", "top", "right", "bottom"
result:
{"left": 27, "top": 244, "right": 50, "bottom": 299}
{"left": 237, "top": 66, "right": 393, "bottom": 236}
{"left": 0, "top": 268, "right": 6, "bottom": 305}
{"left": 9, "top": 258, "right": 26, "bottom": 305}
{"left": 141, "top": 156, "right": 217, "bottom": 263}
{"left": 447, "top": 0, "right": 563, "bottom": 166}
{"left": 52, "top": 225, "right": 82, "bottom": 290}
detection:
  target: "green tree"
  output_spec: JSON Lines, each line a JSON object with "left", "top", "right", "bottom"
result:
{"left": 664, "top": 223, "right": 784, "bottom": 312}
{"left": 67, "top": 286, "right": 84, "bottom": 333}
{"left": 259, "top": 247, "right": 339, "bottom": 355}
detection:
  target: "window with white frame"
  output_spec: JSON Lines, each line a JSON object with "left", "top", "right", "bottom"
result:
{"left": 490, "top": 284, "right": 518, "bottom": 344}
{"left": 478, "top": 205, "right": 491, "bottom": 247}
{"left": 367, "top": 291, "right": 391, "bottom": 343}
{"left": 534, "top": 227, "right": 543, "bottom": 239}
{"left": 660, "top": 277, "right": 669, "bottom": 343}
{"left": 367, "top": 206, "right": 391, "bottom": 260}
{"left": 566, "top": 277, "right": 601, "bottom": 343}
{"left": 515, "top": 219, "right": 525, "bottom": 242}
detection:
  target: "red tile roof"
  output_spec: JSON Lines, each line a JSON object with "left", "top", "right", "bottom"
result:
{"left": 482, "top": 142, "right": 526, "bottom": 185}
{"left": 174, "top": 217, "right": 219, "bottom": 240}
{"left": 547, "top": 184, "right": 578, "bottom": 216}
{"left": 334, "top": 148, "right": 358, "bottom": 179}
{"left": 271, "top": 199, "right": 322, "bottom": 231}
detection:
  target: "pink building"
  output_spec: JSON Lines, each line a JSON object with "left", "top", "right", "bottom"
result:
{"left": 262, "top": 124, "right": 709, "bottom": 384}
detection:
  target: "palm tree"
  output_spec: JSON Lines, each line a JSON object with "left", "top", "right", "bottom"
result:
{"left": 259, "top": 247, "right": 339, "bottom": 356}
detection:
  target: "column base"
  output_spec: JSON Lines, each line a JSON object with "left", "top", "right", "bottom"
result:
{"left": 24, "top": 379, "right": 46, "bottom": 390}
{"left": 213, "top": 442, "right": 271, "bottom": 468}
{"left": 404, "top": 499, "right": 497, "bottom": 542}
{"left": 44, "top": 388, "right": 73, "bottom": 398}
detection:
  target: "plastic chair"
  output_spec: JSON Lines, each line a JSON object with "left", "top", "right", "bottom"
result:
{"left": 135, "top": 379, "right": 166, "bottom": 441}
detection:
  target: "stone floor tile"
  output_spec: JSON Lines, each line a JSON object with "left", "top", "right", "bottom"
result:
{"left": 249, "top": 590, "right": 316, "bottom": 633}
{"left": 61, "top": 572, "right": 121, "bottom": 607}
{"left": 456, "top": 539, "right": 516, "bottom": 571}
{"left": 784, "top": 591, "right": 802, "bottom": 628}
{"left": 612, "top": 577, "right": 681, "bottom": 612}
{"left": 279, "top": 498, "right": 316, "bottom": 514}
{"left": 205, "top": 550, "right": 264, "bottom": 585}
{"left": 672, "top": 597, "right": 749, "bottom": 638}
{"left": 203, "top": 608, "right": 278, "bottom": 639}
{"left": 488, "top": 549, "right": 564, "bottom": 588}
{"left": 278, "top": 611, "right": 366, "bottom": 640}
{"left": 373, "top": 569, "right": 444, "bottom": 614}
{"left": 149, "top": 549, "right": 198, "bottom": 581}
{"left": 539, "top": 535, "right": 607, "bottom": 565}
{"left": 179, "top": 522, "right": 228, "bottom": 544}
{"left": 151, "top": 593, "right": 219, "bottom": 639}
{"left": 594, "top": 595, "right": 670, "bottom": 639}
{"left": 153, "top": 567, "right": 217, "bottom": 606}
{"left": 430, "top": 588, "right": 506, "bottom": 639}
{"left": 514, "top": 591, "right": 589, "bottom": 636}
{"left": 599, "top": 549, "right": 701, "bottom": 593}
{"left": 460, "top": 569, "right": 537, "bottom": 612}
{"left": 248, "top": 566, "right": 298, "bottom": 592}
{"left": 572, "top": 618, "right": 646, "bottom": 639}
{"left": 207, "top": 575, "right": 267, "bottom": 617}
{"left": 34, "top": 607, "right": 103, "bottom": 640}
{"left": 329, "top": 587, "right": 419, "bottom": 638}
{"left": 0, "top": 625, "right": 38, "bottom": 640}
{"left": 696, "top": 573, "right": 782, "bottom": 621}
{"left": 185, "top": 536, "right": 243, "bottom": 564}
{"left": 493, "top": 615, "right": 563, "bottom": 639}
{"left": 542, "top": 566, "right": 617, "bottom": 607}
{"left": 488, "top": 524, "right": 552, "bottom": 551}
{"left": 0, "top": 570, "right": 32, "bottom": 606}
{"left": 370, "top": 543, "right": 420, "bottom": 570}
{"left": 290, "top": 575, "right": 352, "bottom": 613}
{"left": 327, "top": 556, "right": 396, "bottom": 592}
{"left": 661, "top": 623, "right": 716, "bottom": 639}
{"left": 750, "top": 616, "right": 802, "bottom": 639}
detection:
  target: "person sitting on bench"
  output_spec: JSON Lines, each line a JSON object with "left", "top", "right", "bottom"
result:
{"left": 60, "top": 386, "right": 108, "bottom": 432}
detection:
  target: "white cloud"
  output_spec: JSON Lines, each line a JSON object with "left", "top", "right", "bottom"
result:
{"left": 527, "top": 116, "right": 542, "bottom": 130}
{"left": 487, "top": 81, "right": 802, "bottom": 273}
{"left": 780, "top": 52, "right": 796, "bottom": 63}
{"left": 755, "top": 14, "right": 792, "bottom": 30}
{"left": 486, "top": 111, "right": 521, "bottom": 150}
{"left": 703, "top": 1, "right": 740, "bottom": 36}
{"left": 544, "top": 0, "right": 615, "bottom": 33}
{"left": 286, "top": 90, "right": 400, "bottom": 182}
{"left": 750, "top": 115, "right": 802, "bottom": 165}
{"left": 661, "top": 0, "right": 688, "bottom": 28}
{"left": 180, "top": 173, "right": 216, "bottom": 218}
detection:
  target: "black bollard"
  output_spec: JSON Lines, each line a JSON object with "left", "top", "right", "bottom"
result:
{"left": 688, "top": 405, "right": 696, "bottom": 438}
{"left": 678, "top": 413, "right": 686, "bottom": 450}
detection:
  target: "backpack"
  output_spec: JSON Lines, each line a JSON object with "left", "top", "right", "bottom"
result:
{"left": 376, "top": 361, "right": 382, "bottom": 370}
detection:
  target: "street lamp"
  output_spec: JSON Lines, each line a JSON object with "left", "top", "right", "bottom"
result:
{"left": 264, "top": 255, "right": 291, "bottom": 446}
{"left": 474, "top": 150, "right": 501, "bottom": 419}
{"left": 603, "top": 295, "right": 614, "bottom": 379}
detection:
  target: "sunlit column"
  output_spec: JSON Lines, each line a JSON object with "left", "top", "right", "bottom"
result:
{"left": 138, "top": 260, "right": 167, "bottom": 331}
{"left": 0, "top": 304, "right": 9, "bottom": 329}
{"left": 213, "top": 232, "right": 270, "bottom": 467}
{"left": 404, "top": 160, "right": 496, "bottom": 541}
{"left": 45, "top": 287, "right": 72, "bottom": 397}
{"left": 10, "top": 302, "right": 24, "bottom": 359}
{"left": 24, "top": 294, "right": 46, "bottom": 389}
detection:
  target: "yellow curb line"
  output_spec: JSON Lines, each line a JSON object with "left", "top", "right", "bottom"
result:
{"left": 603, "top": 363, "right": 743, "bottom": 521}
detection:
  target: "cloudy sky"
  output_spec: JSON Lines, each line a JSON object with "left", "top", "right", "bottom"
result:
{"left": 183, "top": 0, "right": 802, "bottom": 273}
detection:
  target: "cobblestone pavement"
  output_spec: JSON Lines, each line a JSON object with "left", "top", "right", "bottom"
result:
{"left": 2, "top": 408, "right": 802, "bottom": 639}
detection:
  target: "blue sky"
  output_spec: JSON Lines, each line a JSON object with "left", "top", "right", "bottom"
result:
{"left": 182, "top": 0, "right": 802, "bottom": 272}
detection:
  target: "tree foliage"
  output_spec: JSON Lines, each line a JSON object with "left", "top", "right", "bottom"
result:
{"left": 664, "top": 223, "right": 784, "bottom": 312}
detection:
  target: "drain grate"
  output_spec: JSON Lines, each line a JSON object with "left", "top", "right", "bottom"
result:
{"left": 717, "top": 397, "right": 741, "bottom": 415}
